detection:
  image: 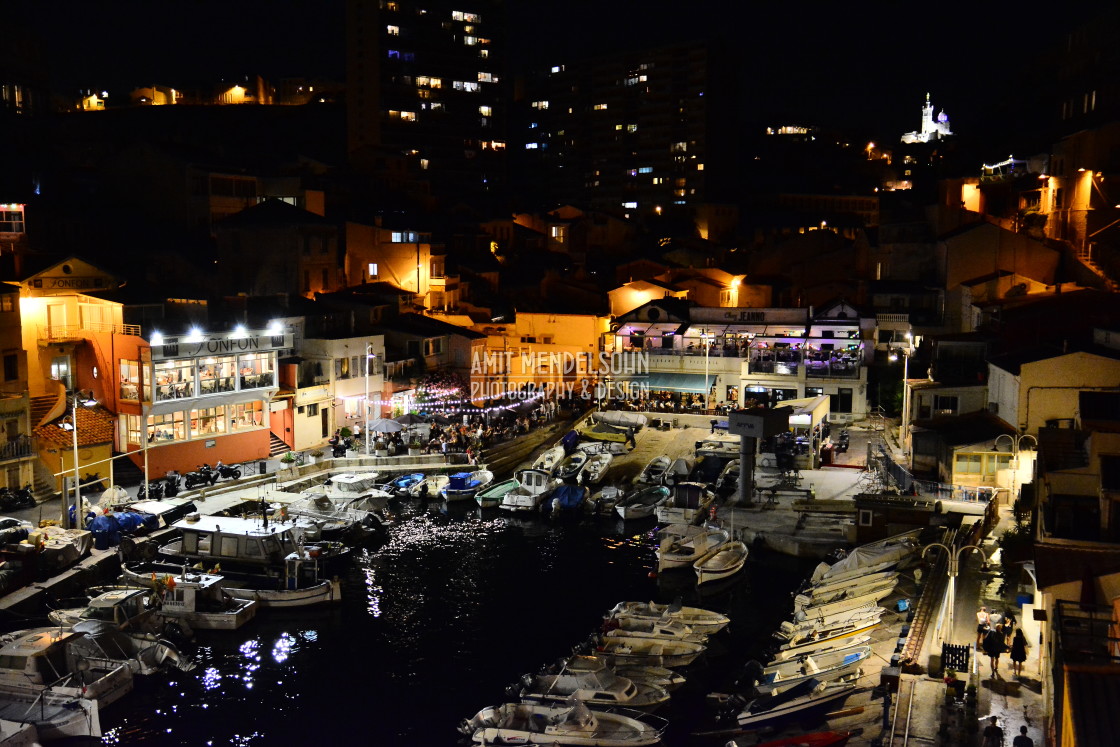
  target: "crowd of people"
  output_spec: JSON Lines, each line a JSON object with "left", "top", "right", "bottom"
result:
{"left": 976, "top": 605, "right": 1029, "bottom": 679}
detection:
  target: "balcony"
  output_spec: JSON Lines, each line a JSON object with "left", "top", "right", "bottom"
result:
{"left": 38, "top": 322, "right": 142, "bottom": 343}
{"left": 0, "top": 435, "right": 33, "bottom": 463}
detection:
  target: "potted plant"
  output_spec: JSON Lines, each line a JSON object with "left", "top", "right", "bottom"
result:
{"left": 943, "top": 668, "right": 964, "bottom": 698}
{"left": 308, "top": 449, "right": 324, "bottom": 464}
{"left": 339, "top": 426, "right": 352, "bottom": 439}
{"left": 408, "top": 437, "right": 423, "bottom": 456}
{"left": 280, "top": 452, "right": 296, "bottom": 465}
{"left": 374, "top": 438, "right": 388, "bottom": 457}
{"left": 279, "top": 451, "right": 298, "bottom": 478}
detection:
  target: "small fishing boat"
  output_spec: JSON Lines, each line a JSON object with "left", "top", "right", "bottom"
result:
{"left": 602, "top": 616, "right": 708, "bottom": 644}
{"left": 118, "top": 563, "right": 258, "bottom": 630}
{"left": 553, "top": 451, "right": 589, "bottom": 481}
{"left": 768, "top": 634, "right": 872, "bottom": 663}
{"left": 545, "top": 485, "right": 588, "bottom": 518}
{"left": 282, "top": 492, "right": 384, "bottom": 543}
{"left": 614, "top": 485, "right": 671, "bottom": 520}
{"left": 793, "top": 575, "right": 898, "bottom": 611}
{"left": 809, "top": 529, "right": 922, "bottom": 585}
{"left": 476, "top": 478, "right": 520, "bottom": 509}
{"left": 792, "top": 586, "right": 896, "bottom": 620}
{"left": 500, "top": 469, "right": 561, "bottom": 512}
{"left": 727, "top": 679, "right": 857, "bottom": 730}
{"left": 694, "top": 540, "right": 748, "bottom": 585}
{"left": 384, "top": 472, "right": 425, "bottom": 496}
{"left": 459, "top": 701, "right": 665, "bottom": 745}
{"left": 589, "top": 485, "right": 624, "bottom": 515}
{"left": 577, "top": 441, "right": 628, "bottom": 456}
{"left": 532, "top": 444, "right": 567, "bottom": 472}
{"left": 608, "top": 600, "right": 730, "bottom": 635}
{"left": 512, "top": 665, "right": 671, "bottom": 711}
{"left": 754, "top": 647, "right": 870, "bottom": 695}
{"left": 594, "top": 635, "right": 706, "bottom": 668}
{"left": 655, "top": 482, "right": 716, "bottom": 525}
{"left": 798, "top": 570, "right": 900, "bottom": 600}
{"left": 577, "top": 423, "right": 630, "bottom": 444}
{"left": 773, "top": 616, "right": 882, "bottom": 649}
{"left": 550, "top": 654, "right": 686, "bottom": 693}
{"left": 776, "top": 607, "right": 886, "bottom": 641}
{"left": 440, "top": 470, "right": 494, "bottom": 502}
{"left": 582, "top": 451, "right": 613, "bottom": 485}
{"left": 660, "top": 457, "right": 693, "bottom": 487}
{"left": 656, "top": 525, "right": 730, "bottom": 572}
{"left": 408, "top": 474, "right": 449, "bottom": 499}
{"left": 634, "top": 456, "right": 671, "bottom": 486}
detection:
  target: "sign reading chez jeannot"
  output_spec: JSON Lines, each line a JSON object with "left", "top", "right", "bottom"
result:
{"left": 153, "top": 334, "right": 293, "bottom": 361}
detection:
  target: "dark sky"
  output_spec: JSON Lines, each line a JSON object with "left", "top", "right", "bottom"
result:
{"left": 15, "top": 0, "right": 1118, "bottom": 140}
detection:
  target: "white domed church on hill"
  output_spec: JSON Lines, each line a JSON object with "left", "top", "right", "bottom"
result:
{"left": 901, "top": 92, "right": 954, "bottom": 144}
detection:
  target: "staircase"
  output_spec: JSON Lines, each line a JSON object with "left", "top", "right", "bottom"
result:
{"left": 29, "top": 395, "right": 58, "bottom": 429}
{"left": 269, "top": 433, "right": 290, "bottom": 457}
{"left": 110, "top": 454, "right": 146, "bottom": 487}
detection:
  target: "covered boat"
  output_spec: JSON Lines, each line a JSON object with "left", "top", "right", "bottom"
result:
{"left": 655, "top": 482, "right": 716, "bottom": 525}
{"left": 593, "top": 411, "right": 648, "bottom": 431}
{"left": 476, "top": 478, "right": 520, "bottom": 509}
{"left": 726, "top": 678, "right": 857, "bottom": 730}
{"left": 609, "top": 600, "right": 730, "bottom": 635}
{"left": 459, "top": 701, "right": 665, "bottom": 746}
{"left": 614, "top": 485, "right": 671, "bottom": 520}
{"left": 809, "top": 529, "right": 922, "bottom": 585}
{"left": 546, "top": 485, "right": 588, "bottom": 518}
{"left": 553, "top": 451, "right": 589, "bottom": 481}
{"left": 577, "top": 423, "right": 630, "bottom": 444}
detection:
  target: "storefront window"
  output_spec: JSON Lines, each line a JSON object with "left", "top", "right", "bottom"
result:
{"left": 238, "top": 353, "right": 275, "bottom": 389}
{"left": 154, "top": 360, "right": 195, "bottom": 400}
{"left": 191, "top": 406, "right": 227, "bottom": 437}
{"left": 726, "top": 385, "right": 738, "bottom": 403}
{"left": 123, "top": 413, "right": 142, "bottom": 445}
{"left": 230, "top": 402, "right": 264, "bottom": 430}
{"left": 198, "top": 355, "right": 236, "bottom": 394}
{"left": 148, "top": 412, "right": 186, "bottom": 442}
{"left": 119, "top": 360, "right": 140, "bottom": 401}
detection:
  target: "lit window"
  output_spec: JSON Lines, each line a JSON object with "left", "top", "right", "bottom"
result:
{"left": 479, "top": 105, "right": 492, "bottom": 116}
{"left": 532, "top": 100, "right": 549, "bottom": 110}
{"left": 627, "top": 169, "right": 638, "bottom": 177}
{"left": 478, "top": 72, "right": 496, "bottom": 83}
{"left": 416, "top": 76, "right": 443, "bottom": 88}
{"left": 387, "top": 49, "right": 400, "bottom": 58}
{"left": 697, "top": 163, "right": 704, "bottom": 171}
{"left": 627, "top": 124, "right": 637, "bottom": 133}
{"left": 551, "top": 65, "right": 564, "bottom": 74}
{"left": 622, "top": 202, "right": 638, "bottom": 209}
{"left": 451, "top": 10, "right": 481, "bottom": 22}
{"left": 671, "top": 141, "right": 688, "bottom": 152}
{"left": 615, "top": 124, "right": 623, "bottom": 131}
{"left": 479, "top": 49, "right": 488, "bottom": 58}
{"left": 652, "top": 177, "right": 664, "bottom": 184}
{"left": 525, "top": 143, "right": 539, "bottom": 149}
{"left": 638, "top": 167, "right": 652, "bottom": 174}
{"left": 368, "top": 263, "right": 379, "bottom": 278}
{"left": 593, "top": 103, "right": 608, "bottom": 111}
{"left": 464, "top": 36, "right": 477, "bottom": 45}
{"left": 419, "top": 158, "right": 429, "bottom": 169}
{"left": 387, "top": 25, "right": 400, "bottom": 35}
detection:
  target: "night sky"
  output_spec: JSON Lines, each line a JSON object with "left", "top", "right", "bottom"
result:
{"left": 14, "top": 0, "right": 1118, "bottom": 140}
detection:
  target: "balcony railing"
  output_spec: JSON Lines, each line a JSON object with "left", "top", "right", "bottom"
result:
{"left": 39, "top": 322, "right": 142, "bottom": 342}
{"left": 0, "top": 436, "right": 33, "bottom": 463}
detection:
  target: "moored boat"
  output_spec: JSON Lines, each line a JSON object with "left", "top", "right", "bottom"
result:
{"left": 614, "top": 485, "right": 671, "bottom": 520}
{"left": 408, "top": 474, "right": 449, "bottom": 499}
{"left": 726, "top": 679, "right": 857, "bottom": 730}
{"left": 768, "top": 633, "right": 872, "bottom": 663}
{"left": 602, "top": 616, "right": 708, "bottom": 644}
{"left": 459, "top": 701, "right": 665, "bottom": 746}
{"left": 512, "top": 665, "right": 670, "bottom": 711}
{"left": 499, "top": 469, "right": 560, "bottom": 512}
{"left": 656, "top": 525, "right": 730, "bottom": 572}
{"left": 118, "top": 563, "right": 258, "bottom": 630}
{"left": 793, "top": 575, "right": 898, "bottom": 611}
{"left": 754, "top": 646, "right": 870, "bottom": 695}
{"left": 475, "top": 478, "right": 519, "bottom": 509}
{"left": 655, "top": 482, "right": 716, "bottom": 525}
{"left": 609, "top": 600, "right": 730, "bottom": 635}
{"left": 582, "top": 451, "right": 613, "bottom": 485}
{"left": 553, "top": 451, "right": 589, "bottom": 481}
{"left": 776, "top": 607, "right": 886, "bottom": 641}
{"left": 694, "top": 540, "right": 748, "bottom": 585}
{"left": 792, "top": 586, "right": 895, "bottom": 620}
{"left": 550, "top": 654, "right": 686, "bottom": 693}
{"left": 545, "top": 485, "right": 588, "bottom": 518}
{"left": 809, "top": 529, "right": 922, "bottom": 585}
{"left": 532, "top": 444, "right": 567, "bottom": 472}
{"left": 441, "top": 470, "right": 494, "bottom": 502}
{"left": 594, "top": 635, "right": 707, "bottom": 668}
{"left": 634, "top": 456, "right": 671, "bottom": 486}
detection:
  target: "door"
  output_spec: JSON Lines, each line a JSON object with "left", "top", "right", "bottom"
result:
{"left": 50, "top": 356, "right": 71, "bottom": 391}
{"left": 321, "top": 408, "right": 330, "bottom": 439}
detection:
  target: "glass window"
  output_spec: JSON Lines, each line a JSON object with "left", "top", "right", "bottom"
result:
{"left": 119, "top": 360, "right": 140, "bottom": 400}
{"left": 198, "top": 355, "right": 236, "bottom": 394}
{"left": 190, "top": 406, "right": 227, "bottom": 437}
{"left": 124, "top": 413, "right": 142, "bottom": 445}
{"left": 148, "top": 412, "right": 186, "bottom": 442}
{"left": 154, "top": 360, "right": 195, "bottom": 400}
{"left": 955, "top": 453, "right": 982, "bottom": 474}
{"left": 231, "top": 402, "right": 264, "bottom": 430}
{"left": 238, "top": 353, "right": 275, "bottom": 389}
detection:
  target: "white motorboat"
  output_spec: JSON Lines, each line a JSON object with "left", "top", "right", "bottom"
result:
{"left": 500, "top": 469, "right": 561, "bottom": 512}
{"left": 408, "top": 474, "right": 448, "bottom": 499}
{"left": 769, "top": 634, "right": 873, "bottom": 663}
{"left": 614, "top": 485, "right": 671, "bottom": 520}
{"left": 793, "top": 586, "right": 895, "bottom": 620}
{"left": 660, "top": 457, "right": 693, "bottom": 486}
{"left": 303, "top": 473, "right": 391, "bottom": 511}
{"left": 799, "top": 570, "right": 900, "bottom": 600}
{"left": 441, "top": 470, "right": 494, "bottom": 502}
{"left": 553, "top": 451, "right": 589, "bottom": 481}
{"left": 656, "top": 525, "right": 730, "bottom": 572}
{"left": 593, "top": 635, "right": 706, "bottom": 668}
{"left": 460, "top": 701, "right": 665, "bottom": 746}
{"left": 730, "top": 679, "right": 858, "bottom": 729}
{"left": 608, "top": 600, "right": 730, "bottom": 635}
{"left": 773, "top": 615, "right": 883, "bottom": 649}
{"left": 118, "top": 563, "right": 258, "bottom": 630}
{"left": 0, "top": 628, "right": 135, "bottom": 739}
{"left": 655, "top": 482, "right": 716, "bottom": 525}
{"left": 694, "top": 540, "right": 748, "bottom": 585}
{"left": 809, "top": 529, "right": 922, "bottom": 585}
{"left": 588, "top": 485, "right": 624, "bottom": 515}
{"left": 754, "top": 646, "right": 870, "bottom": 695}
{"left": 695, "top": 437, "right": 740, "bottom": 458}
{"left": 793, "top": 575, "right": 898, "bottom": 611}
{"left": 577, "top": 441, "right": 628, "bottom": 456}
{"left": 476, "top": 478, "right": 520, "bottom": 509}
{"left": 513, "top": 665, "right": 670, "bottom": 711}
{"left": 634, "top": 456, "right": 671, "bottom": 486}
{"left": 602, "top": 616, "right": 708, "bottom": 644}
{"left": 776, "top": 607, "right": 886, "bottom": 640}
{"left": 551, "top": 655, "right": 686, "bottom": 693}
{"left": 532, "top": 444, "right": 567, "bottom": 472}
{"left": 282, "top": 492, "right": 384, "bottom": 542}
{"left": 582, "top": 451, "right": 614, "bottom": 485}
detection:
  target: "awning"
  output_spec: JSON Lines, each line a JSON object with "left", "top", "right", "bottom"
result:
{"left": 616, "top": 372, "right": 711, "bottom": 393}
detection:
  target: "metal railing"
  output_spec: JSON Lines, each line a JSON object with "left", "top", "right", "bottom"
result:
{"left": 38, "top": 322, "right": 142, "bottom": 341}
{"left": 0, "top": 436, "right": 33, "bottom": 462}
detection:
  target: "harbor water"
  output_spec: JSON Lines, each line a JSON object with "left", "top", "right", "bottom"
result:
{"left": 98, "top": 498, "right": 813, "bottom": 745}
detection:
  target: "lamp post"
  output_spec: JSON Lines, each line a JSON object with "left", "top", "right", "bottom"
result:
{"left": 364, "top": 344, "right": 377, "bottom": 455}
{"left": 994, "top": 433, "right": 1038, "bottom": 506}
{"left": 62, "top": 391, "right": 95, "bottom": 530}
{"left": 890, "top": 332, "right": 915, "bottom": 453}
{"left": 922, "top": 541, "right": 984, "bottom": 647}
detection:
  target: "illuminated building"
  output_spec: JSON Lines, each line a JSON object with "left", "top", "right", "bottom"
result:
{"left": 900, "top": 92, "right": 954, "bottom": 144}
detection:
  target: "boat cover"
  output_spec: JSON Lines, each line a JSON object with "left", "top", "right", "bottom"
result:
{"left": 449, "top": 473, "right": 470, "bottom": 490}
{"left": 552, "top": 486, "right": 585, "bottom": 510}
{"left": 560, "top": 430, "right": 580, "bottom": 452}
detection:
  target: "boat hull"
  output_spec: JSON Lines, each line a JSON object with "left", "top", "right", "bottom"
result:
{"left": 694, "top": 541, "right": 748, "bottom": 585}
{"left": 224, "top": 578, "right": 341, "bottom": 608}
{"left": 476, "top": 479, "right": 519, "bottom": 508}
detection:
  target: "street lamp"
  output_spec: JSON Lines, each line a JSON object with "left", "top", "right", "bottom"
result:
{"left": 889, "top": 332, "right": 916, "bottom": 453}
{"left": 994, "top": 433, "right": 1038, "bottom": 506}
{"left": 60, "top": 391, "right": 96, "bottom": 529}
{"left": 922, "top": 541, "right": 985, "bottom": 647}
{"left": 364, "top": 344, "right": 378, "bottom": 455}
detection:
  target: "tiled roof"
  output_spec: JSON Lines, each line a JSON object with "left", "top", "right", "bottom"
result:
{"left": 33, "top": 406, "right": 115, "bottom": 447}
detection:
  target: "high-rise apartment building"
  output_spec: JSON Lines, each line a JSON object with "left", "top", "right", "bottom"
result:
{"left": 346, "top": 0, "right": 507, "bottom": 206}
{"left": 512, "top": 41, "right": 739, "bottom": 220}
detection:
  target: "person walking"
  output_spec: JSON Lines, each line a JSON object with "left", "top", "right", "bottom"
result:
{"left": 983, "top": 623, "right": 1007, "bottom": 678}
{"left": 1009, "top": 628, "right": 1029, "bottom": 678}
{"left": 976, "top": 606, "right": 991, "bottom": 646}
{"left": 982, "top": 716, "right": 1004, "bottom": 747}
{"left": 1012, "top": 725, "right": 1034, "bottom": 747}
{"left": 626, "top": 426, "right": 636, "bottom": 449}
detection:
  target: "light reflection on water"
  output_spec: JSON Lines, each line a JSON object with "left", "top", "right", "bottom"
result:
{"left": 97, "top": 503, "right": 805, "bottom": 744}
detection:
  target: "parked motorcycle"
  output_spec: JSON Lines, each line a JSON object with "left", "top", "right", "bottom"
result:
{"left": 214, "top": 461, "right": 242, "bottom": 480}
{"left": 837, "top": 430, "right": 850, "bottom": 454}
{"left": 183, "top": 464, "right": 217, "bottom": 490}
{"left": 163, "top": 470, "right": 182, "bottom": 497}
{"left": 138, "top": 479, "right": 166, "bottom": 501}
{"left": 82, "top": 472, "right": 106, "bottom": 493}
{"left": 0, "top": 484, "right": 35, "bottom": 511}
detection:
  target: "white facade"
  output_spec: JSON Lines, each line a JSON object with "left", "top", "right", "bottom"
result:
{"left": 900, "top": 93, "right": 954, "bottom": 144}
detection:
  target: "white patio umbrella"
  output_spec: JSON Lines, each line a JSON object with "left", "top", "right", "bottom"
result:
{"left": 368, "top": 418, "right": 405, "bottom": 433}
